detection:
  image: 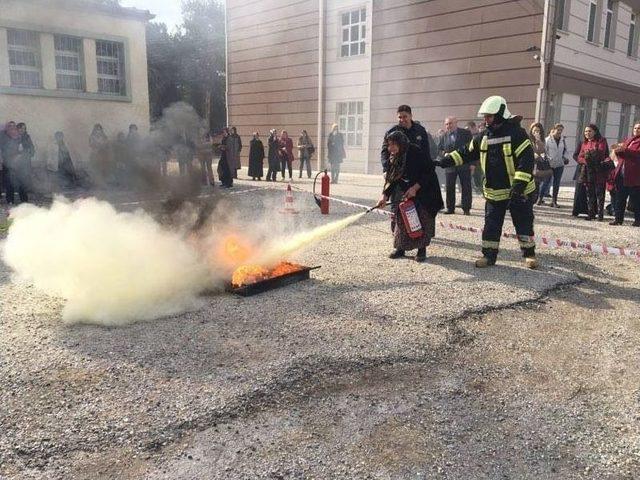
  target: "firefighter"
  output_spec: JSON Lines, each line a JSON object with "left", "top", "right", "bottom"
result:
{"left": 434, "top": 96, "right": 538, "bottom": 269}
{"left": 381, "top": 105, "right": 435, "bottom": 172}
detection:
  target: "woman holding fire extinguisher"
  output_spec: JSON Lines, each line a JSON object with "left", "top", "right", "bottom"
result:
{"left": 375, "top": 130, "right": 444, "bottom": 262}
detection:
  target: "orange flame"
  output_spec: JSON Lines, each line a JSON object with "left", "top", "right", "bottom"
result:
{"left": 231, "top": 261, "right": 303, "bottom": 288}
{"left": 219, "top": 234, "right": 254, "bottom": 267}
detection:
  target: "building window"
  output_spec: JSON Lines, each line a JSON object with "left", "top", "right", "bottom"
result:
{"left": 634, "top": 105, "right": 640, "bottom": 127}
{"left": 603, "top": 0, "right": 616, "bottom": 49}
{"left": 340, "top": 8, "right": 366, "bottom": 57}
{"left": 54, "top": 35, "right": 84, "bottom": 91}
{"left": 7, "top": 29, "right": 42, "bottom": 88}
{"left": 587, "top": 1, "right": 598, "bottom": 42}
{"left": 628, "top": 13, "right": 638, "bottom": 57}
{"left": 556, "top": 0, "right": 568, "bottom": 30}
{"left": 577, "top": 96, "right": 593, "bottom": 139}
{"left": 547, "top": 92, "right": 563, "bottom": 129}
{"left": 619, "top": 104, "right": 631, "bottom": 140}
{"left": 337, "top": 101, "right": 364, "bottom": 147}
{"left": 595, "top": 99, "right": 608, "bottom": 133}
{"left": 96, "top": 40, "right": 126, "bottom": 96}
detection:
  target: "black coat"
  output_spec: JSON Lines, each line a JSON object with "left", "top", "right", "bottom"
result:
{"left": 248, "top": 138, "right": 265, "bottom": 177}
{"left": 268, "top": 135, "right": 280, "bottom": 168}
{"left": 383, "top": 143, "right": 444, "bottom": 216}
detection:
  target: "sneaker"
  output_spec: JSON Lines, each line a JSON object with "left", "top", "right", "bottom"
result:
{"left": 389, "top": 249, "right": 406, "bottom": 259}
{"left": 536, "top": 200, "right": 544, "bottom": 206}
{"left": 475, "top": 256, "right": 496, "bottom": 268}
{"left": 551, "top": 201, "right": 559, "bottom": 208}
{"left": 415, "top": 248, "right": 427, "bottom": 262}
{"left": 443, "top": 210, "right": 455, "bottom": 215}
{"left": 524, "top": 257, "right": 539, "bottom": 269}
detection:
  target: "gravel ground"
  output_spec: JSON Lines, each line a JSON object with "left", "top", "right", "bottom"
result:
{"left": 1, "top": 172, "right": 639, "bottom": 479}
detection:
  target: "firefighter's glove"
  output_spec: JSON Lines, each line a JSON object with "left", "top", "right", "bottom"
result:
{"left": 509, "top": 181, "right": 527, "bottom": 200}
{"left": 434, "top": 156, "right": 454, "bottom": 168}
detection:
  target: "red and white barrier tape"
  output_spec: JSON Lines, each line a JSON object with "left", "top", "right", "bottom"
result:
{"left": 309, "top": 191, "right": 640, "bottom": 261}
{"left": 438, "top": 221, "right": 640, "bottom": 260}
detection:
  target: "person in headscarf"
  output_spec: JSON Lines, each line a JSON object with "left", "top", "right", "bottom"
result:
{"left": 227, "top": 126, "right": 242, "bottom": 178}
{"left": 113, "top": 131, "right": 129, "bottom": 185}
{"left": 248, "top": 132, "right": 265, "bottom": 181}
{"left": 217, "top": 127, "right": 233, "bottom": 188}
{"left": 297, "top": 130, "right": 314, "bottom": 179}
{"left": 1, "top": 122, "right": 21, "bottom": 204}
{"left": 89, "top": 123, "right": 110, "bottom": 183}
{"left": 15, "top": 122, "right": 34, "bottom": 202}
{"left": 375, "top": 130, "right": 444, "bottom": 262}
{"left": 327, "top": 123, "right": 345, "bottom": 184}
{"left": 266, "top": 129, "right": 280, "bottom": 182}
{"left": 279, "top": 130, "right": 294, "bottom": 180}
{"left": 54, "top": 131, "right": 78, "bottom": 189}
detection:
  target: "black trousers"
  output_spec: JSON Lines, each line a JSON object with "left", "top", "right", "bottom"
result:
{"left": 614, "top": 176, "right": 640, "bottom": 223}
{"left": 266, "top": 162, "right": 279, "bottom": 181}
{"left": 585, "top": 182, "right": 606, "bottom": 219}
{"left": 3, "top": 167, "right": 27, "bottom": 204}
{"left": 445, "top": 164, "right": 472, "bottom": 212}
{"left": 482, "top": 196, "right": 535, "bottom": 259}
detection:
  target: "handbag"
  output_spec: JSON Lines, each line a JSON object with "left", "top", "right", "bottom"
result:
{"left": 534, "top": 157, "right": 553, "bottom": 180}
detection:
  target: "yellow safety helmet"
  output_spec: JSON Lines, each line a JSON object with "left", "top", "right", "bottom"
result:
{"left": 478, "top": 96, "right": 513, "bottom": 119}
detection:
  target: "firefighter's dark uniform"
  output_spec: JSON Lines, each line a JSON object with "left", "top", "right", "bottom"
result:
{"left": 441, "top": 119, "right": 537, "bottom": 260}
{"left": 381, "top": 121, "right": 433, "bottom": 172}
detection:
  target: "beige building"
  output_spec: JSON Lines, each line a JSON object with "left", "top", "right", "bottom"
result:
{"left": 0, "top": 0, "right": 153, "bottom": 164}
{"left": 227, "top": 0, "right": 640, "bottom": 178}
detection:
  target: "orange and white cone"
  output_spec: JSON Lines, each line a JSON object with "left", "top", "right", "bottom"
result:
{"left": 280, "top": 182, "right": 299, "bottom": 214}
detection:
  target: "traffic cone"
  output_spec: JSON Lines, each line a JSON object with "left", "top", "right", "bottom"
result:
{"left": 280, "top": 182, "right": 299, "bottom": 214}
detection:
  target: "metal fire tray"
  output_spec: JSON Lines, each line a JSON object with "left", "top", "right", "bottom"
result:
{"left": 226, "top": 266, "right": 320, "bottom": 297}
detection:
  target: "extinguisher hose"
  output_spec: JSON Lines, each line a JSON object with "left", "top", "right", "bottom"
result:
{"left": 312, "top": 171, "right": 324, "bottom": 208}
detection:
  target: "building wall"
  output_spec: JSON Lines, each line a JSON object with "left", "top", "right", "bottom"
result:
{"left": 321, "top": 0, "right": 372, "bottom": 174}
{"left": 0, "top": 0, "right": 150, "bottom": 165}
{"left": 549, "top": 1, "right": 640, "bottom": 181}
{"left": 226, "top": 0, "right": 320, "bottom": 168}
{"left": 554, "top": 0, "right": 640, "bottom": 88}
{"left": 366, "top": 0, "right": 545, "bottom": 173}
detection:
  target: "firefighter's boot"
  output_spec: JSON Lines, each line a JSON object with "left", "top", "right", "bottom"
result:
{"left": 475, "top": 256, "right": 496, "bottom": 268}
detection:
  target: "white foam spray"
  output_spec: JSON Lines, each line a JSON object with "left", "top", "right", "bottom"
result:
{"left": 2, "top": 198, "right": 215, "bottom": 326}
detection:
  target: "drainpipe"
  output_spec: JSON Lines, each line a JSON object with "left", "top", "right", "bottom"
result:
{"left": 224, "top": 0, "right": 229, "bottom": 126}
{"left": 537, "top": 0, "right": 558, "bottom": 123}
{"left": 316, "top": 0, "right": 326, "bottom": 171}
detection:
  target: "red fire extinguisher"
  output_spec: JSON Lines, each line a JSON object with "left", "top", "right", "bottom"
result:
{"left": 398, "top": 199, "right": 423, "bottom": 239}
{"left": 313, "top": 170, "right": 330, "bottom": 215}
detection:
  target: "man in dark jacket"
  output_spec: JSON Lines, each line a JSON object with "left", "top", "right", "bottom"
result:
{"left": 438, "top": 117, "right": 473, "bottom": 215}
{"left": 434, "top": 96, "right": 538, "bottom": 269}
{"left": 381, "top": 105, "right": 433, "bottom": 172}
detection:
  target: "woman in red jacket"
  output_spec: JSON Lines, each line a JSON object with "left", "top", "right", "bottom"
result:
{"left": 575, "top": 124, "right": 611, "bottom": 221}
{"left": 610, "top": 122, "right": 640, "bottom": 226}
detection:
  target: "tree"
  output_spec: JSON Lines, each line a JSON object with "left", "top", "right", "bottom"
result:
{"left": 145, "top": 0, "right": 226, "bottom": 131}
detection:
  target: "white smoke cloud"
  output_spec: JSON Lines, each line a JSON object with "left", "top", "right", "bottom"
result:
{"left": 2, "top": 198, "right": 217, "bottom": 326}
